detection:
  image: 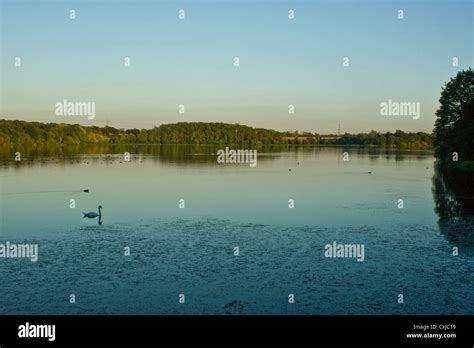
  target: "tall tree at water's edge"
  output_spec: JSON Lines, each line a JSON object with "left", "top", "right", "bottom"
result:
{"left": 433, "top": 68, "right": 474, "bottom": 165}
{"left": 432, "top": 68, "right": 474, "bottom": 227}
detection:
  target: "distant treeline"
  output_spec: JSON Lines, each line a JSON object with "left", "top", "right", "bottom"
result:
{"left": 282, "top": 130, "right": 432, "bottom": 149}
{"left": 0, "top": 119, "right": 433, "bottom": 149}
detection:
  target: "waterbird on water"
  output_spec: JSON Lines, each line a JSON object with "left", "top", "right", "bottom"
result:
{"left": 2, "top": 188, "right": 89, "bottom": 195}
{"left": 83, "top": 205, "right": 102, "bottom": 218}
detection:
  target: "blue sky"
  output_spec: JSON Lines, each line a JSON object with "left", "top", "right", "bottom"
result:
{"left": 1, "top": 0, "right": 472, "bottom": 133}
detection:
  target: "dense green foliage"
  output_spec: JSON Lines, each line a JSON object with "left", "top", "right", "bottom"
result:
{"left": 433, "top": 68, "right": 474, "bottom": 163}
{"left": 0, "top": 121, "right": 284, "bottom": 148}
{"left": 0, "top": 119, "right": 433, "bottom": 149}
{"left": 283, "top": 130, "right": 432, "bottom": 149}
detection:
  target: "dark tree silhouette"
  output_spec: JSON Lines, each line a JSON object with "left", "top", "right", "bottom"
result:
{"left": 433, "top": 68, "right": 474, "bottom": 162}
{"left": 432, "top": 68, "right": 474, "bottom": 255}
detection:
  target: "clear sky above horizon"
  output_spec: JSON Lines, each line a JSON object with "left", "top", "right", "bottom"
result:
{"left": 1, "top": 0, "right": 472, "bottom": 133}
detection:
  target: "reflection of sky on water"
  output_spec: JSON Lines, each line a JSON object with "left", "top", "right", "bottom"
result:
{"left": 0, "top": 147, "right": 472, "bottom": 314}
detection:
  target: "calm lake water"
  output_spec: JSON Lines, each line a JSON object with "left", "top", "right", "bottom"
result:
{"left": 0, "top": 146, "right": 473, "bottom": 314}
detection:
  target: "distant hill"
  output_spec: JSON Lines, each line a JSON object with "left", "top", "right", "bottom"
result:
{"left": 0, "top": 119, "right": 432, "bottom": 149}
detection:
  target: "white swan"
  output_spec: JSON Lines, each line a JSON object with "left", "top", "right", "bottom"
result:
{"left": 83, "top": 205, "right": 102, "bottom": 219}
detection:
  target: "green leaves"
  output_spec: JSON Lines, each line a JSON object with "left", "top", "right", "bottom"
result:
{"left": 433, "top": 68, "right": 474, "bottom": 162}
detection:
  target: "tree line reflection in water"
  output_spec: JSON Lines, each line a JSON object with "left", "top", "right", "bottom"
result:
{"left": 432, "top": 163, "right": 474, "bottom": 256}
{"left": 0, "top": 144, "right": 436, "bottom": 164}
